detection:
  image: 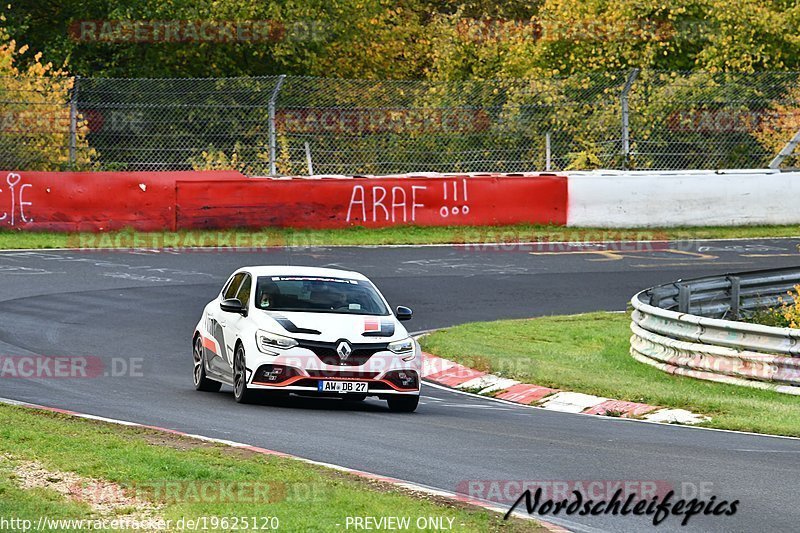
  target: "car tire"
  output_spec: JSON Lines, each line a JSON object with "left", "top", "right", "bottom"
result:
{"left": 233, "top": 344, "right": 257, "bottom": 404}
{"left": 387, "top": 395, "right": 419, "bottom": 413}
{"left": 193, "top": 336, "right": 221, "bottom": 392}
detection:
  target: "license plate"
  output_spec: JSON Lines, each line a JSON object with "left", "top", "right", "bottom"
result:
{"left": 317, "top": 380, "right": 369, "bottom": 393}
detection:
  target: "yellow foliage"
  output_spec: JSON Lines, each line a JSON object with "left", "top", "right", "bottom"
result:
{"left": 0, "top": 11, "right": 94, "bottom": 170}
{"left": 189, "top": 141, "right": 273, "bottom": 174}
{"left": 276, "top": 134, "right": 299, "bottom": 176}
{"left": 426, "top": 0, "right": 799, "bottom": 80}
{"left": 753, "top": 86, "right": 800, "bottom": 165}
{"left": 189, "top": 145, "right": 244, "bottom": 171}
{"left": 565, "top": 148, "right": 604, "bottom": 170}
{"left": 779, "top": 285, "right": 800, "bottom": 329}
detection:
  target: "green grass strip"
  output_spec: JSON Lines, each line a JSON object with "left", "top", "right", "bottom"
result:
{"left": 0, "top": 403, "right": 542, "bottom": 532}
{"left": 420, "top": 312, "right": 800, "bottom": 437}
{"left": 2, "top": 223, "right": 800, "bottom": 249}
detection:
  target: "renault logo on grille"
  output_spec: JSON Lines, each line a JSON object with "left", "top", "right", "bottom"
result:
{"left": 336, "top": 341, "right": 352, "bottom": 362}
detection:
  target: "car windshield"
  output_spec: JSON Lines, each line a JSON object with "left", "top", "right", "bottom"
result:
{"left": 255, "top": 276, "right": 389, "bottom": 316}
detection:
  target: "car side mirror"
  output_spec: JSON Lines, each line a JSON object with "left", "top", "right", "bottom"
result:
{"left": 395, "top": 306, "right": 413, "bottom": 321}
{"left": 220, "top": 298, "right": 246, "bottom": 315}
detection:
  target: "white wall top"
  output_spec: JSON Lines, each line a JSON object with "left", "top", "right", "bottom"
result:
{"left": 567, "top": 170, "right": 800, "bottom": 227}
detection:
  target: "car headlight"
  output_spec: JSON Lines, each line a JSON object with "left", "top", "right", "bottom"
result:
{"left": 256, "top": 330, "right": 298, "bottom": 354}
{"left": 388, "top": 337, "right": 414, "bottom": 354}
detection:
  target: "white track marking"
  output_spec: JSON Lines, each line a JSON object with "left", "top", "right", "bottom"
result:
{"left": 423, "top": 381, "right": 800, "bottom": 441}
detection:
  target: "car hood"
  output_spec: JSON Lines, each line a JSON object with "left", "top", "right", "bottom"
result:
{"left": 256, "top": 310, "right": 408, "bottom": 343}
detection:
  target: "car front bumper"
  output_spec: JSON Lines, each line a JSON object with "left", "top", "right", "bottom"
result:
{"left": 246, "top": 348, "right": 421, "bottom": 396}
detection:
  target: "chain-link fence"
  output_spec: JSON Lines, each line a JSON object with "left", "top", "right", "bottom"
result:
{"left": 2, "top": 69, "right": 800, "bottom": 175}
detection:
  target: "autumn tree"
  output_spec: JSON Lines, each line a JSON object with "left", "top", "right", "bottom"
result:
{"left": 0, "top": 8, "right": 93, "bottom": 170}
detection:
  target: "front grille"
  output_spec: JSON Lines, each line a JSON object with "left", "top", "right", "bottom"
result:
{"left": 306, "top": 370, "right": 380, "bottom": 379}
{"left": 296, "top": 339, "right": 389, "bottom": 366}
{"left": 293, "top": 378, "right": 323, "bottom": 388}
{"left": 280, "top": 378, "right": 408, "bottom": 391}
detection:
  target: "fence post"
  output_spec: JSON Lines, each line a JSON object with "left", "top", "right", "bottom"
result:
{"left": 268, "top": 74, "right": 287, "bottom": 176}
{"left": 545, "top": 132, "right": 551, "bottom": 171}
{"left": 304, "top": 141, "right": 314, "bottom": 176}
{"left": 69, "top": 75, "right": 80, "bottom": 168}
{"left": 769, "top": 127, "right": 800, "bottom": 169}
{"left": 620, "top": 68, "right": 639, "bottom": 169}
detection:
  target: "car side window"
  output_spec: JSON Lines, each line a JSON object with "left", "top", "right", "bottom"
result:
{"left": 223, "top": 273, "right": 245, "bottom": 299}
{"left": 235, "top": 274, "right": 252, "bottom": 308}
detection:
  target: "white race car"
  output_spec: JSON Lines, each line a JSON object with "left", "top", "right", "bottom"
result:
{"left": 192, "top": 266, "right": 421, "bottom": 412}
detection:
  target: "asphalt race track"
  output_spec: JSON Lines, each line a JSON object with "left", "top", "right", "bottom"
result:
{"left": 1, "top": 238, "right": 799, "bottom": 532}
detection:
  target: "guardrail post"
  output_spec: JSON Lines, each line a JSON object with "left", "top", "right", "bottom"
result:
{"left": 268, "top": 74, "right": 287, "bottom": 176}
{"left": 729, "top": 276, "right": 741, "bottom": 319}
{"left": 646, "top": 292, "right": 657, "bottom": 307}
{"left": 678, "top": 283, "right": 690, "bottom": 314}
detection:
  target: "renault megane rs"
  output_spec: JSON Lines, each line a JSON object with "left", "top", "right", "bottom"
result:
{"left": 192, "top": 266, "right": 421, "bottom": 412}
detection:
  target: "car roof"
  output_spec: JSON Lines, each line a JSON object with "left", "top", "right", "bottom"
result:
{"left": 235, "top": 265, "right": 369, "bottom": 281}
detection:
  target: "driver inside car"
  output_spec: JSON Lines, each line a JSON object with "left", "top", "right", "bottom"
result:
{"left": 257, "top": 281, "right": 280, "bottom": 308}
{"left": 329, "top": 290, "right": 348, "bottom": 310}
{"left": 312, "top": 286, "right": 347, "bottom": 310}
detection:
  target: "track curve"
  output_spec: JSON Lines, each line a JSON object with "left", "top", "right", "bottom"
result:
{"left": 1, "top": 239, "right": 799, "bottom": 532}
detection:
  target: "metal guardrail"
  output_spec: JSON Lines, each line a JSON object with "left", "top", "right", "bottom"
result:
{"left": 645, "top": 267, "right": 800, "bottom": 320}
{"left": 630, "top": 266, "right": 800, "bottom": 395}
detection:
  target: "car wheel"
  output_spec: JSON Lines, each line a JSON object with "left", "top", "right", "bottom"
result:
{"left": 193, "top": 336, "right": 221, "bottom": 392}
{"left": 387, "top": 395, "right": 419, "bottom": 413}
{"left": 233, "top": 344, "right": 257, "bottom": 404}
